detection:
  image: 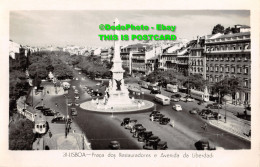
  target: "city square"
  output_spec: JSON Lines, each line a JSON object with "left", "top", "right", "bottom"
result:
{"left": 9, "top": 11, "right": 251, "bottom": 151}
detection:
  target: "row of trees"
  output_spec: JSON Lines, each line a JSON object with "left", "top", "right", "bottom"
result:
{"left": 212, "top": 24, "right": 241, "bottom": 35}
{"left": 28, "top": 51, "right": 73, "bottom": 80}
{"left": 144, "top": 69, "right": 244, "bottom": 103}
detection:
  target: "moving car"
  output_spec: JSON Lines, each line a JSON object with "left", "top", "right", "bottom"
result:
{"left": 180, "top": 97, "right": 187, "bottom": 102}
{"left": 149, "top": 110, "right": 161, "bottom": 117}
{"left": 109, "top": 141, "right": 120, "bottom": 150}
{"left": 189, "top": 108, "right": 200, "bottom": 114}
{"left": 159, "top": 117, "right": 170, "bottom": 125}
{"left": 42, "top": 110, "right": 55, "bottom": 116}
{"left": 151, "top": 113, "right": 164, "bottom": 122}
{"left": 121, "top": 118, "right": 130, "bottom": 126}
{"left": 75, "top": 95, "right": 80, "bottom": 99}
{"left": 67, "top": 100, "right": 72, "bottom": 106}
{"left": 186, "top": 97, "right": 195, "bottom": 102}
{"left": 172, "top": 104, "right": 182, "bottom": 111}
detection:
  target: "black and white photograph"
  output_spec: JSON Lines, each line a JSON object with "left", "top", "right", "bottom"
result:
{"left": 1, "top": 1, "right": 260, "bottom": 166}
{"left": 8, "top": 10, "right": 252, "bottom": 150}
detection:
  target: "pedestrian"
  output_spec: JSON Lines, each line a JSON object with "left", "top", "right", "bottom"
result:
{"left": 202, "top": 123, "right": 207, "bottom": 131}
{"left": 49, "top": 131, "right": 52, "bottom": 138}
{"left": 151, "top": 115, "right": 154, "bottom": 121}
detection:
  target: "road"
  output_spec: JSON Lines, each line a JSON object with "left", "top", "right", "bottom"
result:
{"left": 47, "top": 68, "right": 250, "bottom": 150}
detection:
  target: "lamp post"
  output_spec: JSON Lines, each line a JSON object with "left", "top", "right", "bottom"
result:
{"left": 142, "top": 92, "right": 144, "bottom": 104}
{"left": 218, "top": 89, "right": 220, "bottom": 121}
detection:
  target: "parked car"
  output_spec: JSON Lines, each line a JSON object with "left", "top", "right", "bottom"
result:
{"left": 130, "top": 124, "right": 144, "bottom": 133}
{"left": 121, "top": 118, "right": 130, "bottom": 126}
{"left": 125, "top": 120, "right": 138, "bottom": 130}
{"left": 75, "top": 95, "right": 80, "bottom": 99}
{"left": 195, "top": 139, "right": 215, "bottom": 150}
{"left": 133, "top": 127, "right": 146, "bottom": 138}
{"left": 75, "top": 100, "right": 80, "bottom": 106}
{"left": 144, "top": 135, "right": 160, "bottom": 143}
{"left": 51, "top": 117, "right": 68, "bottom": 124}
{"left": 74, "top": 90, "right": 79, "bottom": 94}
{"left": 42, "top": 110, "right": 55, "bottom": 116}
{"left": 71, "top": 108, "right": 77, "bottom": 116}
{"left": 206, "top": 103, "right": 222, "bottom": 109}
{"left": 138, "top": 131, "right": 153, "bottom": 142}
{"left": 109, "top": 141, "right": 120, "bottom": 150}
{"left": 67, "top": 100, "right": 72, "bottom": 106}
{"left": 143, "top": 140, "right": 167, "bottom": 150}
{"left": 172, "top": 104, "right": 182, "bottom": 111}
{"left": 159, "top": 117, "right": 170, "bottom": 125}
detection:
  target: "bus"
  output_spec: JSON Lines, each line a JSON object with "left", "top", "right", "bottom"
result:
{"left": 154, "top": 94, "right": 171, "bottom": 105}
{"left": 166, "top": 84, "right": 178, "bottom": 93}
{"left": 190, "top": 89, "right": 209, "bottom": 102}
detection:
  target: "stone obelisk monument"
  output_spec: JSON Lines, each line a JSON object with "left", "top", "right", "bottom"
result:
{"left": 106, "top": 18, "right": 133, "bottom": 108}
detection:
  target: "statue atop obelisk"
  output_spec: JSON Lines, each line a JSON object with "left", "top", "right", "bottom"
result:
{"left": 106, "top": 18, "right": 132, "bottom": 107}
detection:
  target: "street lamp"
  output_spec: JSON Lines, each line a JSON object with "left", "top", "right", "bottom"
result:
{"left": 142, "top": 92, "right": 144, "bottom": 104}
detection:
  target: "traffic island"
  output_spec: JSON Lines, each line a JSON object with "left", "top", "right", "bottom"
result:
{"left": 80, "top": 99, "right": 154, "bottom": 113}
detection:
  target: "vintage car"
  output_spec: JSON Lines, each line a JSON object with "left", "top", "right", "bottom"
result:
{"left": 109, "top": 141, "right": 120, "bottom": 150}
{"left": 159, "top": 117, "right": 170, "bottom": 125}
{"left": 172, "top": 104, "right": 182, "bottom": 111}
{"left": 71, "top": 108, "right": 77, "bottom": 116}
{"left": 132, "top": 127, "right": 146, "bottom": 138}
{"left": 151, "top": 113, "right": 165, "bottom": 122}
{"left": 138, "top": 131, "right": 153, "bottom": 142}
{"left": 51, "top": 117, "right": 71, "bottom": 124}
{"left": 130, "top": 124, "right": 145, "bottom": 133}
{"left": 143, "top": 140, "right": 167, "bottom": 150}
{"left": 149, "top": 110, "right": 161, "bottom": 117}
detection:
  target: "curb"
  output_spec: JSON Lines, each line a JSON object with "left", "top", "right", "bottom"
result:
{"left": 208, "top": 121, "right": 251, "bottom": 142}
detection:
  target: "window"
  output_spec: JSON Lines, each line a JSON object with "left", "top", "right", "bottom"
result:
{"left": 220, "top": 56, "right": 224, "bottom": 61}
{"left": 210, "top": 77, "right": 213, "bottom": 82}
{"left": 215, "top": 56, "right": 218, "bottom": 61}
{"left": 244, "top": 80, "right": 248, "bottom": 87}
{"left": 237, "top": 55, "right": 241, "bottom": 61}
{"left": 237, "top": 67, "right": 242, "bottom": 73}
{"left": 206, "top": 66, "right": 209, "bottom": 72}
{"left": 206, "top": 56, "right": 209, "bottom": 61}
{"left": 206, "top": 76, "right": 209, "bottom": 81}
{"left": 215, "top": 66, "right": 219, "bottom": 72}
{"left": 210, "top": 66, "right": 213, "bottom": 71}
{"left": 220, "top": 66, "right": 223, "bottom": 72}
{"left": 211, "top": 56, "right": 214, "bottom": 61}
{"left": 232, "top": 56, "right": 235, "bottom": 61}
{"left": 226, "top": 66, "right": 229, "bottom": 72}
{"left": 215, "top": 77, "right": 218, "bottom": 82}
{"left": 231, "top": 67, "right": 235, "bottom": 73}
{"left": 245, "top": 67, "right": 249, "bottom": 74}
{"left": 226, "top": 56, "right": 229, "bottom": 61}
{"left": 244, "top": 55, "right": 247, "bottom": 61}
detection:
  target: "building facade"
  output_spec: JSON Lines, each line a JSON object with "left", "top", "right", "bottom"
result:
{"left": 205, "top": 31, "right": 251, "bottom": 104}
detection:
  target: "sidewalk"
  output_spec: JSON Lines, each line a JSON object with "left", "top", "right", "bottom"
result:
{"left": 25, "top": 82, "right": 92, "bottom": 150}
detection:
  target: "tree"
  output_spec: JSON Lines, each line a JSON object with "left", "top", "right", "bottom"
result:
{"left": 224, "top": 27, "right": 232, "bottom": 34}
{"left": 9, "top": 118, "right": 35, "bottom": 150}
{"left": 211, "top": 77, "right": 243, "bottom": 104}
{"left": 212, "top": 24, "right": 224, "bottom": 34}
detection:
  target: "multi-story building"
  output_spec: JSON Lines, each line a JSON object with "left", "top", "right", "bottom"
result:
{"left": 158, "top": 44, "right": 184, "bottom": 72}
{"left": 205, "top": 31, "right": 251, "bottom": 104}
{"left": 146, "top": 56, "right": 159, "bottom": 75}
{"left": 188, "top": 38, "right": 205, "bottom": 78}
{"left": 121, "top": 43, "right": 157, "bottom": 74}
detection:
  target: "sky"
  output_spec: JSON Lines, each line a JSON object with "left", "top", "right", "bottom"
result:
{"left": 10, "top": 10, "right": 250, "bottom": 47}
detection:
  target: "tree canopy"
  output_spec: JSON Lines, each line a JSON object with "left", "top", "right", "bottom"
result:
{"left": 212, "top": 24, "right": 225, "bottom": 34}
